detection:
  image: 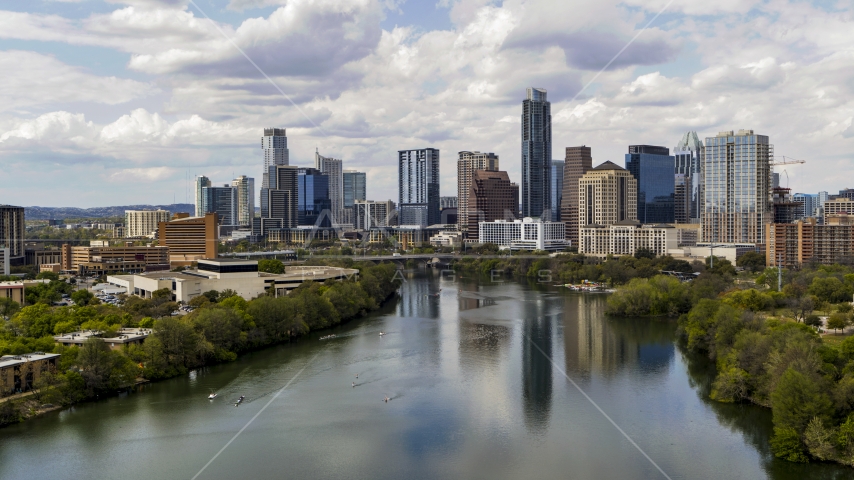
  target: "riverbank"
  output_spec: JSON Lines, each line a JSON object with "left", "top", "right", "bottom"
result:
{"left": 0, "top": 262, "right": 402, "bottom": 428}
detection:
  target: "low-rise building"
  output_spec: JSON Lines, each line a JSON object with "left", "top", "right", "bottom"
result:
{"left": 479, "top": 217, "right": 567, "bottom": 251}
{"left": 579, "top": 221, "right": 677, "bottom": 257}
{"left": 158, "top": 213, "right": 218, "bottom": 266}
{"left": 429, "top": 230, "right": 462, "bottom": 247}
{"left": 53, "top": 328, "right": 151, "bottom": 351}
{"left": 0, "top": 352, "right": 60, "bottom": 396}
{"left": 108, "top": 258, "right": 358, "bottom": 302}
{"left": 0, "top": 279, "right": 51, "bottom": 306}
{"left": 60, "top": 243, "right": 170, "bottom": 275}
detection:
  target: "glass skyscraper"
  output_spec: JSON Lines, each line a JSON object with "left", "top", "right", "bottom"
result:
{"left": 298, "top": 167, "right": 331, "bottom": 227}
{"left": 550, "top": 160, "right": 564, "bottom": 222}
{"left": 702, "top": 129, "right": 772, "bottom": 243}
{"left": 521, "top": 88, "right": 551, "bottom": 219}
{"left": 625, "top": 145, "right": 675, "bottom": 224}
{"left": 674, "top": 131, "right": 704, "bottom": 222}
{"left": 201, "top": 185, "right": 238, "bottom": 226}
{"left": 398, "top": 148, "right": 440, "bottom": 227}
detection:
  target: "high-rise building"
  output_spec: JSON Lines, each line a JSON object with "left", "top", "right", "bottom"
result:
{"left": 560, "top": 146, "right": 593, "bottom": 245}
{"left": 354, "top": 200, "right": 395, "bottom": 230}
{"left": 262, "top": 128, "right": 289, "bottom": 188}
{"left": 457, "top": 151, "right": 499, "bottom": 235}
{"left": 158, "top": 212, "right": 218, "bottom": 266}
{"left": 315, "top": 150, "right": 344, "bottom": 224}
{"left": 702, "top": 130, "right": 772, "bottom": 244}
{"left": 343, "top": 169, "right": 366, "bottom": 225}
{"left": 674, "top": 174, "right": 690, "bottom": 224}
{"left": 521, "top": 87, "right": 551, "bottom": 219}
{"left": 231, "top": 176, "right": 255, "bottom": 227}
{"left": 260, "top": 165, "right": 299, "bottom": 229}
{"left": 674, "top": 131, "right": 704, "bottom": 222}
{"left": 398, "top": 148, "right": 440, "bottom": 227}
{"left": 772, "top": 187, "right": 799, "bottom": 224}
{"left": 626, "top": 145, "right": 675, "bottom": 224}
{"left": 467, "top": 170, "right": 519, "bottom": 240}
{"left": 297, "top": 167, "right": 331, "bottom": 227}
{"left": 201, "top": 185, "right": 238, "bottom": 226}
{"left": 195, "top": 176, "right": 211, "bottom": 217}
{"left": 793, "top": 193, "right": 819, "bottom": 219}
{"left": 578, "top": 161, "right": 637, "bottom": 227}
{"left": 836, "top": 189, "right": 854, "bottom": 201}
{"left": 550, "top": 160, "right": 564, "bottom": 222}
{"left": 125, "top": 210, "right": 171, "bottom": 238}
{"left": 439, "top": 196, "right": 458, "bottom": 209}
{"left": 0, "top": 205, "right": 25, "bottom": 260}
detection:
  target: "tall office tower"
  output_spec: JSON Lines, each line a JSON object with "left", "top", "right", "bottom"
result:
{"left": 626, "top": 145, "right": 675, "bottom": 224}
{"left": 674, "top": 131, "right": 704, "bottom": 222}
{"left": 457, "top": 151, "right": 499, "bottom": 235}
{"left": 297, "top": 167, "right": 331, "bottom": 227}
{"left": 793, "top": 193, "right": 818, "bottom": 219}
{"left": 354, "top": 200, "right": 395, "bottom": 230}
{"left": 550, "top": 160, "right": 564, "bottom": 222}
{"left": 231, "top": 176, "right": 255, "bottom": 227}
{"left": 201, "top": 185, "right": 238, "bottom": 226}
{"left": 771, "top": 173, "right": 780, "bottom": 189}
{"left": 314, "top": 149, "right": 344, "bottom": 224}
{"left": 702, "top": 129, "right": 772, "bottom": 243}
{"left": 125, "top": 209, "right": 171, "bottom": 238}
{"left": 262, "top": 128, "right": 289, "bottom": 188}
{"left": 560, "top": 146, "right": 593, "bottom": 245}
{"left": 578, "top": 162, "right": 637, "bottom": 227}
{"left": 674, "top": 174, "right": 690, "bottom": 224}
{"left": 521, "top": 87, "right": 551, "bottom": 219}
{"left": 343, "top": 169, "right": 366, "bottom": 224}
{"left": 467, "top": 170, "right": 519, "bottom": 240}
{"left": 260, "top": 165, "right": 298, "bottom": 228}
{"left": 0, "top": 205, "right": 25, "bottom": 259}
{"left": 398, "top": 148, "right": 440, "bottom": 227}
{"left": 195, "top": 176, "right": 211, "bottom": 217}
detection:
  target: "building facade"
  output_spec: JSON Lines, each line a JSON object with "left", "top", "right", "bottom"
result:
{"left": 398, "top": 148, "right": 440, "bottom": 227}
{"left": 626, "top": 145, "right": 675, "bottom": 224}
{"left": 0, "top": 205, "right": 24, "bottom": 260}
{"left": 231, "top": 175, "right": 255, "bottom": 227}
{"left": 521, "top": 88, "right": 551, "bottom": 219}
{"left": 823, "top": 198, "right": 854, "bottom": 223}
{"left": 1, "top": 352, "right": 60, "bottom": 396}
{"left": 702, "top": 129, "right": 772, "bottom": 244}
{"left": 195, "top": 176, "right": 211, "bottom": 217}
{"left": 158, "top": 212, "right": 218, "bottom": 266}
{"left": 315, "top": 150, "right": 344, "bottom": 224}
{"left": 466, "top": 170, "right": 519, "bottom": 240}
{"left": 767, "top": 219, "right": 854, "bottom": 267}
{"left": 262, "top": 128, "right": 289, "bottom": 188}
{"left": 297, "top": 167, "right": 331, "bottom": 227}
{"left": 201, "top": 185, "right": 238, "bottom": 226}
{"left": 343, "top": 169, "right": 366, "bottom": 224}
{"left": 457, "top": 151, "right": 499, "bottom": 235}
{"left": 478, "top": 218, "right": 566, "bottom": 251}
{"left": 60, "top": 244, "right": 169, "bottom": 274}
{"left": 125, "top": 210, "right": 171, "bottom": 238}
{"left": 260, "top": 165, "right": 298, "bottom": 229}
{"left": 579, "top": 222, "right": 678, "bottom": 257}
{"left": 674, "top": 131, "right": 704, "bottom": 222}
{"left": 354, "top": 200, "right": 395, "bottom": 230}
{"left": 551, "top": 160, "right": 564, "bottom": 222}
{"left": 578, "top": 162, "right": 637, "bottom": 227}
{"left": 560, "top": 146, "right": 593, "bottom": 245}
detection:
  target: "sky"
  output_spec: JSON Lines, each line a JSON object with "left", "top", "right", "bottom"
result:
{"left": 1, "top": 0, "right": 853, "bottom": 208}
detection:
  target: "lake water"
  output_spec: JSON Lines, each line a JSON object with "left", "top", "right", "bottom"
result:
{"left": 1, "top": 270, "right": 850, "bottom": 480}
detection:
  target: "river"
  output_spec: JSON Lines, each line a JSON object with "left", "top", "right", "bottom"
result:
{"left": 0, "top": 271, "right": 850, "bottom": 479}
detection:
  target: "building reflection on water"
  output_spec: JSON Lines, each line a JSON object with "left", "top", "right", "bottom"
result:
{"left": 397, "top": 271, "right": 440, "bottom": 319}
{"left": 562, "top": 295, "right": 674, "bottom": 379}
{"left": 522, "top": 297, "right": 553, "bottom": 434}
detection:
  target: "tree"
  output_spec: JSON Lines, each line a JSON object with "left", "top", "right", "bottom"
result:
{"left": 788, "top": 296, "right": 815, "bottom": 323}
{"left": 71, "top": 289, "right": 98, "bottom": 306}
{"left": 705, "top": 256, "right": 736, "bottom": 276}
{"left": 804, "top": 315, "right": 822, "bottom": 328}
{"left": 771, "top": 367, "right": 832, "bottom": 433}
{"left": 737, "top": 251, "right": 766, "bottom": 273}
{"left": 634, "top": 247, "right": 656, "bottom": 260}
{"left": 35, "top": 271, "right": 60, "bottom": 281}
{"left": 0, "top": 297, "right": 20, "bottom": 319}
{"left": 258, "top": 259, "right": 285, "bottom": 274}
{"left": 827, "top": 312, "right": 849, "bottom": 333}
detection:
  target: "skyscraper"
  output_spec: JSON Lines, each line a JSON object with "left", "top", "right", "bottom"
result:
{"left": 343, "top": 169, "right": 366, "bottom": 224}
{"left": 550, "top": 160, "right": 564, "bottom": 222}
{"left": 674, "top": 131, "right": 704, "bottom": 222}
{"left": 625, "top": 145, "right": 675, "bottom": 224}
{"left": 467, "top": 170, "right": 519, "bottom": 240}
{"left": 297, "top": 167, "right": 331, "bottom": 227}
{"left": 195, "top": 176, "right": 211, "bottom": 217}
{"left": 260, "top": 165, "right": 298, "bottom": 229}
{"left": 201, "top": 185, "right": 238, "bottom": 226}
{"left": 398, "top": 148, "right": 440, "bottom": 227}
{"left": 457, "top": 151, "right": 499, "bottom": 235}
{"left": 674, "top": 174, "right": 690, "bottom": 224}
{"left": 231, "top": 175, "right": 255, "bottom": 227}
{"left": 702, "top": 129, "right": 772, "bottom": 243}
{"left": 0, "top": 205, "right": 24, "bottom": 259}
{"left": 560, "top": 146, "right": 593, "bottom": 245}
{"left": 521, "top": 87, "right": 551, "bottom": 219}
{"left": 315, "top": 149, "right": 343, "bottom": 224}
{"left": 578, "top": 162, "right": 637, "bottom": 227}
{"left": 262, "top": 128, "right": 289, "bottom": 188}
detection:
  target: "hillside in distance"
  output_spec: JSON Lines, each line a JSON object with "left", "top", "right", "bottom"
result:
{"left": 25, "top": 204, "right": 196, "bottom": 220}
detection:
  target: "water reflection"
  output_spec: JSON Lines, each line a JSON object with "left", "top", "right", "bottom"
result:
{"left": 398, "top": 271, "right": 440, "bottom": 319}
{"left": 522, "top": 297, "right": 553, "bottom": 434}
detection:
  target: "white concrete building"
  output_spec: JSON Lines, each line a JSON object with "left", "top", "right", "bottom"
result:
{"left": 125, "top": 210, "right": 171, "bottom": 238}
{"left": 108, "top": 258, "right": 358, "bottom": 303}
{"left": 478, "top": 217, "right": 567, "bottom": 251}
{"left": 429, "top": 230, "right": 462, "bottom": 247}
{"left": 579, "top": 221, "right": 677, "bottom": 256}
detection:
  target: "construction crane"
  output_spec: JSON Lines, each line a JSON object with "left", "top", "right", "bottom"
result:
{"left": 770, "top": 156, "right": 806, "bottom": 166}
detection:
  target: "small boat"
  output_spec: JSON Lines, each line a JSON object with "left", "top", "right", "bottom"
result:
{"left": 320, "top": 334, "right": 337, "bottom": 341}
{"left": 208, "top": 393, "right": 217, "bottom": 400}
{"left": 379, "top": 332, "right": 385, "bottom": 336}
{"left": 234, "top": 395, "right": 245, "bottom": 406}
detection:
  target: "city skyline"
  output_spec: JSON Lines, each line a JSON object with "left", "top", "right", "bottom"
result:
{"left": 2, "top": 1, "right": 851, "bottom": 207}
